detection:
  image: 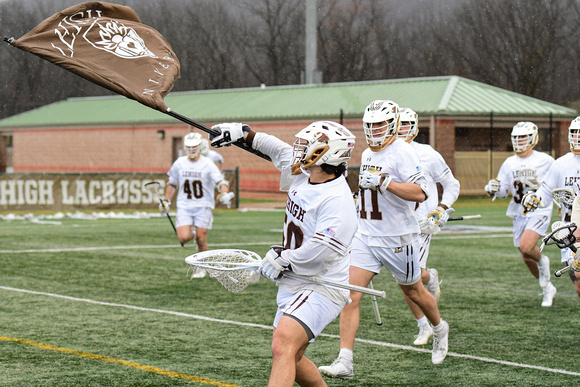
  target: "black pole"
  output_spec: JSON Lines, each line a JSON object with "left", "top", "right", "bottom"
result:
{"left": 489, "top": 112, "right": 494, "bottom": 178}
{"left": 340, "top": 109, "right": 344, "bottom": 125}
{"left": 549, "top": 112, "right": 553, "bottom": 155}
{"left": 165, "top": 108, "right": 271, "bottom": 161}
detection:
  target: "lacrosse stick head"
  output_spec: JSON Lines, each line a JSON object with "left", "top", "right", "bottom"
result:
{"left": 552, "top": 187, "right": 575, "bottom": 209}
{"left": 185, "top": 249, "right": 261, "bottom": 293}
{"left": 541, "top": 221, "right": 577, "bottom": 251}
{"left": 144, "top": 181, "right": 163, "bottom": 195}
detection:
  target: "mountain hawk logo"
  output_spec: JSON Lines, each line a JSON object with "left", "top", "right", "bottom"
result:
{"left": 85, "top": 19, "right": 157, "bottom": 59}
{"left": 394, "top": 247, "right": 403, "bottom": 253}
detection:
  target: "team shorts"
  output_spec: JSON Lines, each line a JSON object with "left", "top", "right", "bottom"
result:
{"left": 512, "top": 214, "right": 550, "bottom": 248}
{"left": 350, "top": 233, "right": 422, "bottom": 285}
{"left": 273, "top": 288, "right": 343, "bottom": 343}
{"left": 175, "top": 207, "right": 213, "bottom": 229}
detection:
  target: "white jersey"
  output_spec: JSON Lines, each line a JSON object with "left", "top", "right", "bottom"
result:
{"left": 167, "top": 155, "right": 224, "bottom": 211}
{"left": 409, "top": 141, "right": 460, "bottom": 219}
{"left": 251, "top": 132, "right": 357, "bottom": 305}
{"left": 206, "top": 150, "right": 224, "bottom": 166}
{"left": 496, "top": 150, "right": 554, "bottom": 218}
{"left": 357, "top": 139, "right": 426, "bottom": 238}
{"left": 535, "top": 152, "right": 580, "bottom": 222}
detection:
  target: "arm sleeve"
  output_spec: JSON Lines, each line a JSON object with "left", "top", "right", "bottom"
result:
{"left": 495, "top": 163, "right": 510, "bottom": 199}
{"left": 251, "top": 132, "right": 296, "bottom": 191}
{"left": 438, "top": 169, "right": 460, "bottom": 207}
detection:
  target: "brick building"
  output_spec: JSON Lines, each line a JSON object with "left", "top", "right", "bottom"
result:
{"left": 0, "top": 76, "right": 576, "bottom": 196}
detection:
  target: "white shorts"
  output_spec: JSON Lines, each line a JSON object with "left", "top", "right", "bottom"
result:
{"left": 273, "top": 288, "right": 343, "bottom": 343}
{"left": 512, "top": 214, "right": 550, "bottom": 248}
{"left": 350, "top": 233, "right": 422, "bottom": 285}
{"left": 175, "top": 207, "right": 213, "bottom": 229}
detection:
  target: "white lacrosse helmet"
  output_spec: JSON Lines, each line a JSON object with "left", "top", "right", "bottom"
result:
{"left": 200, "top": 138, "right": 210, "bottom": 156}
{"left": 291, "top": 121, "right": 355, "bottom": 175}
{"left": 568, "top": 116, "right": 580, "bottom": 155}
{"left": 363, "top": 100, "right": 400, "bottom": 151}
{"left": 397, "top": 107, "right": 419, "bottom": 143}
{"left": 184, "top": 132, "right": 203, "bottom": 159}
{"left": 511, "top": 121, "right": 538, "bottom": 154}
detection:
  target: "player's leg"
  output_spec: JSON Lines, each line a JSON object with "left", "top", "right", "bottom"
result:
{"left": 268, "top": 318, "right": 310, "bottom": 387}
{"left": 319, "top": 236, "right": 378, "bottom": 379}
{"left": 190, "top": 208, "right": 214, "bottom": 278}
{"left": 175, "top": 212, "right": 195, "bottom": 245}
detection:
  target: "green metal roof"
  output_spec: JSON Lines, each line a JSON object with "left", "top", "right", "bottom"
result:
{"left": 1, "top": 75, "right": 576, "bottom": 129}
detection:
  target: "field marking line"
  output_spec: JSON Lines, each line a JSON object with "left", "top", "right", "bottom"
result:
{"left": 0, "top": 241, "right": 280, "bottom": 254}
{"left": 0, "top": 335, "right": 240, "bottom": 386}
{"left": 2, "top": 286, "right": 579, "bottom": 377}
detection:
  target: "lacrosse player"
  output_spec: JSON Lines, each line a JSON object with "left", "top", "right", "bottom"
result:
{"left": 319, "top": 100, "right": 449, "bottom": 380}
{"left": 397, "top": 107, "right": 460, "bottom": 345}
{"left": 161, "top": 132, "right": 233, "bottom": 278}
{"left": 522, "top": 117, "right": 580, "bottom": 296}
{"left": 485, "top": 121, "right": 556, "bottom": 306}
{"left": 210, "top": 121, "right": 358, "bottom": 387}
{"left": 200, "top": 138, "right": 224, "bottom": 170}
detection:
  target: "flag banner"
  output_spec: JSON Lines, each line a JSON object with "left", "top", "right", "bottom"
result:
{"left": 7, "top": 1, "right": 180, "bottom": 112}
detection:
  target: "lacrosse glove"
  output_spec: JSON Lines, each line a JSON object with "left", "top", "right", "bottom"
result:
{"left": 209, "top": 123, "right": 251, "bottom": 148}
{"left": 484, "top": 179, "right": 500, "bottom": 196}
{"left": 259, "top": 246, "right": 290, "bottom": 281}
{"left": 418, "top": 216, "right": 439, "bottom": 235}
{"left": 159, "top": 199, "right": 171, "bottom": 213}
{"left": 217, "top": 192, "right": 235, "bottom": 208}
{"left": 428, "top": 206, "right": 455, "bottom": 228}
{"left": 522, "top": 192, "right": 542, "bottom": 214}
{"left": 359, "top": 168, "right": 391, "bottom": 194}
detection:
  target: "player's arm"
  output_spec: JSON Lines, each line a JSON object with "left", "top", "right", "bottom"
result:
{"left": 385, "top": 180, "right": 427, "bottom": 202}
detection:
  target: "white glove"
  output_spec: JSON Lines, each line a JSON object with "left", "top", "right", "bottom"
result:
{"left": 428, "top": 206, "right": 455, "bottom": 228}
{"left": 217, "top": 192, "right": 235, "bottom": 208}
{"left": 562, "top": 248, "right": 574, "bottom": 266}
{"left": 209, "top": 123, "right": 250, "bottom": 148}
{"left": 522, "top": 192, "right": 542, "bottom": 214}
{"left": 159, "top": 199, "right": 170, "bottom": 213}
{"left": 259, "top": 246, "right": 290, "bottom": 281}
{"left": 484, "top": 179, "right": 500, "bottom": 196}
{"left": 418, "top": 217, "right": 439, "bottom": 235}
{"left": 359, "top": 168, "right": 391, "bottom": 194}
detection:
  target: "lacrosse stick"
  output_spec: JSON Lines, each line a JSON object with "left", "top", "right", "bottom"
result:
{"left": 448, "top": 215, "right": 482, "bottom": 221}
{"left": 538, "top": 222, "right": 578, "bottom": 277}
{"left": 552, "top": 187, "right": 575, "bottom": 210}
{"left": 144, "top": 181, "right": 183, "bottom": 247}
{"left": 368, "top": 280, "right": 383, "bottom": 325}
{"left": 185, "top": 249, "right": 386, "bottom": 298}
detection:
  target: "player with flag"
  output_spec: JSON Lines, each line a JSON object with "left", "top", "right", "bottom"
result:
{"left": 484, "top": 121, "right": 556, "bottom": 306}
{"left": 210, "top": 120, "right": 358, "bottom": 387}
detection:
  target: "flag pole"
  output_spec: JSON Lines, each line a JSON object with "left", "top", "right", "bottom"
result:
{"left": 165, "top": 108, "right": 271, "bottom": 161}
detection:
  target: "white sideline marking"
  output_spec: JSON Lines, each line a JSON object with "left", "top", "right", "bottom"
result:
{"left": 1, "top": 285, "right": 579, "bottom": 377}
{"left": 0, "top": 241, "right": 280, "bottom": 254}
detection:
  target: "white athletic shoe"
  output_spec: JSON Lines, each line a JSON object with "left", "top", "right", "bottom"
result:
{"left": 426, "top": 268, "right": 441, "bottom": 302}
{"left": 541, "top": 283, "right": 557, "bottom": 307}
{"left": 538, "top": 255, "right": 551, "bottom": 288}
{"left": 191, "top": 268, "right": 207, "bottom": 279}
{"left": 413, "top": 323, "right": 433, "bottom": 345}
{"left": 432, "top": 320, "right": 449, "bottom": 365}
{"left": 318, "top": 357, "right": 354, "bottom": 380}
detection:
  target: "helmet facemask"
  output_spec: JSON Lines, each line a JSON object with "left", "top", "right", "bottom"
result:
{"left": 397, "top": 108, "right": 418, "bottom": 143}
{"left": 569, "top": 117, "right": 580, "bottom": 155}
{"left": 183, "top": 132, "right": 203, "bottom": 160}
{"left": 510, "top": 122, "right": 538, "bottom": 154}
{"left": 290, "top": 121, "right": 355, "bottom": 176}
{"left": 363, "top": 100, "right": 400, "bottom": 151}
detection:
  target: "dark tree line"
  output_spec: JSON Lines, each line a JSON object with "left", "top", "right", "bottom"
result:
{"left": 1, "top": 0, "right": 579, "bottom": 120}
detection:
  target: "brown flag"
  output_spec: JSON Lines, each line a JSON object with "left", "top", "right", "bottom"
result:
{"left": 8, "top": 1, "right": 180, "bottom": 112}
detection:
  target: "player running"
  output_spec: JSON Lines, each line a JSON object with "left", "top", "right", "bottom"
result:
{"left": 161, "top": 132, "right": 234, "bottom": 278}
{"left": 484, "top": 121, "right": 555, "bottom": 306}
{"left": 209, "top": 120, "right": 358, "bottom": 387}
{"left": 397, "top": 107, "right": 460, "bottom": 345}
{"left": 319, "top": 100, "right": 449, "bottom": 381}
{"left": 522, "top": 117, "right": 580, "bottom": 297}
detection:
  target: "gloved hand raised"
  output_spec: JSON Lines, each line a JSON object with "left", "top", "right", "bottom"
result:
{"left": 210, "top": 123, "right": 251, "bottom": 148}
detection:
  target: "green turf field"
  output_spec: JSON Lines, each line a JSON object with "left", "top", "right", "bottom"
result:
{"left": 1, "top": 197, "right": 578, "bottom": 386}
